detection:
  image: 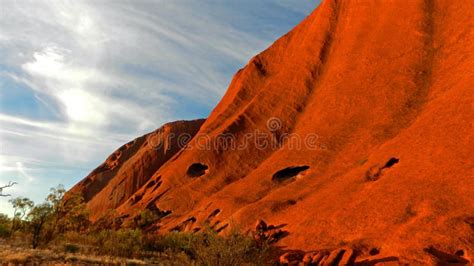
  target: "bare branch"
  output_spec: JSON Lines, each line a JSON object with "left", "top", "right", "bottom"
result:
{"left": 0, "top": 181, "right": 17, "bottom": 197}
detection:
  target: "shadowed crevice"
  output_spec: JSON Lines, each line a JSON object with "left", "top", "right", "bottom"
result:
{"left": 187, "top": 163, "right": 209, "bottom": 177}
{"left": 272, "top": 166, "right": 310, "bottom": 181}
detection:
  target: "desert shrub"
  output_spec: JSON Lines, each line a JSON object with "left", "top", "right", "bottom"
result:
{"left": 156, "top": 249, "right": 194, "bottom": 265}
{"left": 193, "top": 227, "right": 272, "bottom": 265}
{"left": 0, "top": 214, "right": 11, "bottom": 238}
{"left": 93, "top": 229, "right": 143, "bottom": 257}
{"left": 0, "top": 224, "right": 9, "bottom": 238}
{"left": 64, "top": 243, "right": 80, "bottom": 253}
{"left": 147, "top": 231, "right": 199, "bottom": 258}
{"left": 133, "top": 209, "right": 163, "bottom": 229}
{"left": 142, "top": 226, "right": 273, "bottom": 264}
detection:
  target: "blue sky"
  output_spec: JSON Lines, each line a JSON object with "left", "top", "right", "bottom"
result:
{"left": 0, "top": 0, "right": 319, "bottom": 214}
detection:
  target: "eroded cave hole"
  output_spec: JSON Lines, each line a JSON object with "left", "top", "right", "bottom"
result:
{"left": 216, "top": 223, "right": 229, "bottom": 233}
{"left": 145, "top": 180, "right": 156, "bottom": 189}
{"left": 171, "top": 216, "right": 197, "bottom": 232}
{"left": 207, "top": 209, "right": 221, "bottom": 219}
{"left": 370, "top": 248, "right": 380, "bottom": 256}
{"left": 187, "top": 163, "right": 209, "bottom": 177}
{"left": 272, "top": 165, "right": 310, "bottom": 181}
{"left": 366, "top": 157, "right": 400, "bottom": 181}
{"left": 383, "top": 157, "right": 399, "bottom": 169}
{"left": 131, "top": 193, "right": 143, "bottom": 204}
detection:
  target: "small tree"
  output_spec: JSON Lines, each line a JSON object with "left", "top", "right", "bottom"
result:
{"left": 45, "top": 185, "right": 66, "bottom": 241}
{"left": 28, "top": 203, "right": 52, "bottom": 249}
{"left": 59, "top": 192, "right": 90, "bottom": 233}
{"left": 38, "top": 185, "right": 90, "bottom": 241}
{"left": 9, "top": 197, "right": 34, "bottom": 233}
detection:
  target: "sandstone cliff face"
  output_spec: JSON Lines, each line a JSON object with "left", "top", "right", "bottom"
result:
{"left": 72, "top": 0, "right": 474, "bottom": 263}
{"left": 68, "top": 119, "right": 205, "bottom": 219}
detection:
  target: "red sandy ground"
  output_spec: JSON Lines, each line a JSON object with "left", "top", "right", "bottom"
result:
{"left": 70, "top": 0, "right": 474, "bottom": 264}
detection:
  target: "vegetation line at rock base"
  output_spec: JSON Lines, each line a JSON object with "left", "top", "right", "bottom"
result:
{"left": 0, "top": 184, "right": 277, "bottom": 265}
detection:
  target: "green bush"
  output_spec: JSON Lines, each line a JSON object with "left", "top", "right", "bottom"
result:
{"left": 0, "top": 213, "right": 11, "bottom": 238}
{"left": 150, "top": 231, "right": 198, "bottom": 257}
{"left": 64, "top": 243, "right": 80, "bottom": 253}
{"left": 135, "top": 209, "right": 162, "bottom": 229}
{"left": 0, "top": 223, "right": 10, "bottom": 238}
{"left": 93, "top": 229, "right": 143, "bottom": 258}
{"left": 75, "top": 226, "right": 273, "bottom": 264}
{"left": 193, "top": 228, "right": 272, "bottom": 265}
{"left": 143, "top": 227, "right": 273, "bottom": 264}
